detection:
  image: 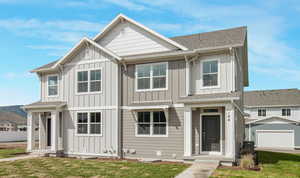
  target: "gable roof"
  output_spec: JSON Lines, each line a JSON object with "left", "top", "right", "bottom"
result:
{"left": 244, "top": 89, "right": 300, "bottom": 107}
{"left": 246, "top": 116, "right": 300, "bottom": 124}
{"left": 171, "top": 26, "right": 246, "bottom": 50}
{"left": 31, "top": 37, "right": 121, "bottom": 73}
{"left": 93, "top": 14, "right": 188, "bottom": 51}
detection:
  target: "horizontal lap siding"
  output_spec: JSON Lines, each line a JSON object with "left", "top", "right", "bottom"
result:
{"left": 122, "top": 108, "right": 184, "bottom": 159}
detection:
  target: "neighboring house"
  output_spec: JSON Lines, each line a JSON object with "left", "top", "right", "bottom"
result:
{"left": 0, "top": 111, "right": 27, "bottom": 131}
{"left": 244, "top": 89, "right": 300, "bottom": 149}
{"left": 23, "top": 14, "right": 248, "bottom": 164}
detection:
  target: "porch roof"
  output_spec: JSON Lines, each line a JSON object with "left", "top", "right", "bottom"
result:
{"left": 23, "top": 101, "right": 66, "bottom": 110}
{"left": 178, "top": 92, "right": 240, "bottom": 104}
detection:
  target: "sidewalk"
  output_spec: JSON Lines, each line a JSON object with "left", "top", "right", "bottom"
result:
{"left": 0, "top": 155, "right": 39, "bottom": 162}
{"left": 176, "top": 161, "right": 219, "bottom": 178}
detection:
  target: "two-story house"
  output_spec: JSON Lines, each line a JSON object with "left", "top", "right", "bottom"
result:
{"left": 23, "top": 14, "right": 248, "bottom": 164}
{"left": 244, "top": 89, "right": 300, "bottom": 149}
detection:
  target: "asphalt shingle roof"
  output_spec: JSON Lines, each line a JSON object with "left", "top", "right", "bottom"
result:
{"left": 244, "top": 89, "right": 300, "bottom": 107}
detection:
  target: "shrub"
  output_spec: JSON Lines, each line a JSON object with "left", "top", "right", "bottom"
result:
{"left": 240, "top": 154, "right": 255, "bottom": 169}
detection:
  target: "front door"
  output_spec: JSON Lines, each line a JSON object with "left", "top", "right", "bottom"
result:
{"left": 46, "top": 118, "right": 51, "bottom": 147}
{"left": 201, "top": 115, "right": 221, "bottom": 153}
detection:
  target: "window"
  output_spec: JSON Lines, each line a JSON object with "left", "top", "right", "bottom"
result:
{"left": 203, "top": 108, "right": 219, "bottom": 113}
{"left": 47, "top": 75, "right": 58, "bottom": 96}
{"left": 137, "top": 111, "right": 167, "bottom": 136}
{"left": 202, "top": 60, "right": 219, "bottom": 87}
{"left": 77, "top": 69, "right": 101, "bottom": 93}
{"left": 136, "top": 63, "right": 167, "bottom": 91}
{"left": 282, "top": 108, "right": 291, "bottom": 116}
{"left": 77, "top": 112, "right": 102, "bottom": 135}
{"left": 258, "top": 109, "right": 266, "bottom": 117}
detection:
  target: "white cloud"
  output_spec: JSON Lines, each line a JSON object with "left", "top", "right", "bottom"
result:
{"left": 103, "top": 0, "right": 146, "bottom": 11}
{"left": 26, "top": 45, "right": 69, "bottom": 50}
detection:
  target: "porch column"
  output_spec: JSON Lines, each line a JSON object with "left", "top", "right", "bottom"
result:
{"left": 184, "top": 106, "right": 192, "bottom": 157}
{"left": 185, "top": 59, "right": 191, "bottom": 96}
{"left": 225, "top": 104, "right": 236, "bottom": 158}
{"left": 38, "top": 113, "right": 46, "bottom": 150}
{"left": 51, "top": 110, "right": 59, "bottom": 152}
{"left": 27, "top": 112, "right": 34, "bottom": 152}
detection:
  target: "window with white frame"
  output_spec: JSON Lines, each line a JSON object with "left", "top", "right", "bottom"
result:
{"left": 137, "top": 111, "right": 167, "bottom": 136}
{"left": 258, "top": 108, "right": 266, "bottom": 117}
{"left": 77, "top": 69, "right": 101, "bottom": 93}
{"left": 202, "top": 60, "right": 218, "bottom": 87}
{"left": 136, "top": 63, "right": 167, "bottom": 91}
{"left": 282, "top": 108, "right": 291, "bottom": 116}
{"left": 47, "top": 75, "right": 58, "bottom": 96}
{"left": 77, "top": 112, "right": 102, "bottom": 135}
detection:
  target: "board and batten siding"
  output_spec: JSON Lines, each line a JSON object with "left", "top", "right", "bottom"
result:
{"left": 190, "top": 53, "right": 234, "bottom": 95}
{"left": 245, "top": 107, "right": 300, "bottom": 121}
{"left": 39, "top": 45, "right": 119, "bottom": 156}
{"left": 96, "top": 21, "right": 177, "bottom": 56}
{"left": 122, "top": 108, "right": 185, "bottom": 159}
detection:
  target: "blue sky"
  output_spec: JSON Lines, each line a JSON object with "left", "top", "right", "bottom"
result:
{"left": 0, "top": 0, "right": 299, "bottom": 106}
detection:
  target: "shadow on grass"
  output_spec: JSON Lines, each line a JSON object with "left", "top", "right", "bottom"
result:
{"left": 258, "top": 151, "right": 300, "bottom": 164}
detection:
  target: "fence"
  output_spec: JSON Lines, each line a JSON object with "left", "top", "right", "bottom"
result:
{"left": 0, "top": 131, "right": 28, "bottom": 142}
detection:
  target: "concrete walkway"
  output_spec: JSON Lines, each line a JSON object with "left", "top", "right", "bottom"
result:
{"left": 0, "top": 155, "right": 39, "bottom": 162}
{"left": 176, "top": 161, "right": 219, "bottom": 178}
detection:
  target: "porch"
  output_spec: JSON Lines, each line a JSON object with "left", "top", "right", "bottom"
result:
{"left": 183, "top": 103, "right": 237, "bottom": 161}
{"left": 23, "top": 101, "right": 66, "bottom": 155}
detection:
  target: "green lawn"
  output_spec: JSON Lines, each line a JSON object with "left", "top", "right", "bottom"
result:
{"left": 0, "top": 157, "right": 189, "bottom": 178}
{"left": 211, "top": 151, "right": 300, "bottom": 178}
{"left": 0, "top": 148, "right": 26, "bottom": 159}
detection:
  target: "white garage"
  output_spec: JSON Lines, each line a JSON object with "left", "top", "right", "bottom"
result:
{"left": 256, "top": 130, "right": 294, "bottom": 149}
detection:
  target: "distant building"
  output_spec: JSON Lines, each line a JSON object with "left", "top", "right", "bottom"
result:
{"left": 0, "top": 111, "right": 27, "bottom": 132}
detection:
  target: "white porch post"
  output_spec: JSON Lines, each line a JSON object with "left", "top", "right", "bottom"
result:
{"left": 51, "top": 110, "right": 59, "bottom": 152}
{"left": 38, "top": 113, "right": 42, "bottom": 150}
{"left": 185, "top": 59, "right": 191, "bottom": 96}
{"left": 27, "top": 112, "right": 34, "bottom": 152}
{"left": 225, "top": 104, "right": 236, "bottom": 158}
{"left": 184, "top": 106, "right": 192, "bottom": 157}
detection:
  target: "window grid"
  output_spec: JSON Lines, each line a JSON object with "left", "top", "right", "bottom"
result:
{"left": 77, "top": 69, "right": 102, "bottom": 94}
{"left": 136, "top": 111, "right": 167, "bottom": 136}
{"left": 258, "top": 109, "right": 266, "bottom": 117}
{"left": 47, "top": 75, "right": 58, "bottom": 96}
{"left": 282, "top": 108, "right": 291, "bottom": 116}
{"left": 136, "top": 63, "right": 167, "bottom": 91}
{"left": 77, "top": 112, "right": 102, "bottom": 136}
{"left": 202, "top": 60, "right": 219, "bottom": 88}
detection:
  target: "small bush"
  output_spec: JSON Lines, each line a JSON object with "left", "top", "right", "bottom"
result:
{"left": 240, "top": 154, "right": 255, "bottom": 169}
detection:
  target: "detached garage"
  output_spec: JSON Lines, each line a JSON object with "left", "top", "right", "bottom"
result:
{"left": 256, "top": 130, "right": 294, "bottom": 149}
{"left": 246, "top": 117, "right": 300, "bottom": 150}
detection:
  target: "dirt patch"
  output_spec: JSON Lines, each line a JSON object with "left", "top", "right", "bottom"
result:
{"left": 0, "top": 142, "right": 26, "bottom": 149}
{"left": 218, "top": 165, "right": 261, "bottom": 171}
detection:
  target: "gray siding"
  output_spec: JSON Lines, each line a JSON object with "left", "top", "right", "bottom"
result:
{"left": 122, "top": 60, "right": 186, "bottom": 105}
{"left": 245, "top": 123, "right": 300, "bottom": 147}
{"left": 123, "top": 108, "right": 184, "bottom": 159}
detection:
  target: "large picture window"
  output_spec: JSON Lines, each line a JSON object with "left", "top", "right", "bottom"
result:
{"left": 136, "top": 63, "right": 167, "bottom": 91}
{"left": 202, "top": 60, "right": 219, "bottom": 87}
{"left": 47, "top": 75, "right": 58, "bottom": 96}
{"left": 136, "top": 111, "right": 167, "bottom": 136}
{"left": 77, "top": 69, "right": 101, "bottom": 93}
{"left": 77, "top": 112, "right": 102, "bottom": 135}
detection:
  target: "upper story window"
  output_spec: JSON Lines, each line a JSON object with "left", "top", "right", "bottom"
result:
{"left": 136, "top": 62, "right": 167, "bottom": 91}
{"left": 282, "top": 108, "right": 291, "bottom": 116}
{"left": 258, "top": 108, "right": 266, "bottom": 117}
{"left": 136, "top": 111, "right": 167, "bottom": 137}
{"left": 77, "top": 112, "right": 102, "bottom": 135}
{"left": 47, "top": 75, "right": 58, "bottom": 96}
{"left": 202, "top": 59, "right": 219, "bottom": 88}
{"left": 77, "top": 69, "right": 102, "bottom": 94}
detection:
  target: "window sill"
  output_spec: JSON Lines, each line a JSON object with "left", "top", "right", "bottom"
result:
{"left": 136, "top": 88, "right": 168, "bottom": 92}
{"left": 75, "top": 134, "right": 103, "bottom": 137}
{"left": 199, "top": 85, "right": 221, "bottom": 89}
{"left": 75, "top": 91, "right": 102, "bottom": 95}
{"left": 135, "top": 134, "right": 168, "bottom": 138}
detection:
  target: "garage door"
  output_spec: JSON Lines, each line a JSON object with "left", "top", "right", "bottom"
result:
{"left": 256, "top": 130, "right": 294, "bottom": 149}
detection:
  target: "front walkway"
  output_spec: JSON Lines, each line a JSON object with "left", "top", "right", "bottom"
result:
{"left": 176, "top": 161, "right": 219, "bottom": 178}
{"left": 0, "top": 154, "right": 39, "bottom": 162}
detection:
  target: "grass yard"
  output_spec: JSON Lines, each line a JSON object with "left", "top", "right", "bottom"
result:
{"left": 0, "top": 148, "right": 26, "bottom": 159}
{"left": 211, "top": 151, "right": 300, "bottom": 178}
{"left": 0, "top": 157, "right": 189, "bottom": 178}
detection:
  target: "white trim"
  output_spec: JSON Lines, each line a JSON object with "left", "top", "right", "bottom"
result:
{"left": 64, "top": 151, "right": 118, "bottom": 157}
{"left": 246, "top": 116, "right": 300, "bottom": 124}
{"left": 183, "top": 107, "right": 192, "bottom": 156}
{"left": 200, "top": 58, "right": 221, "bottom": 89}
{"left": 93, "top": 14, "right": 188, "bottom": 51}
{"left": 200, "top": 113, "right": 223, "bottom": 155}
{"left": 46, "top": 74, "right": 59, "bottom": 97}
{"left": 135, "top": 111, "right": 168, "bottom": 137}
{"left": 185, "top": 58, "right": 191, "bottom": 96}
{"left": 245, "top": 104, "right": 300, "bottom": 108}
{"left": 68, "top": 106, "right": 118, "bottom": 110}
{"left": 65, "top": 59, "right": 109, "bottom": 66}
{"left": 122, "top": 105, "right": 169, "bottom": 110}
{"left": 75, "top": 111, "right": 103, "bottom": 137}
{"left": 75, "top": 67, "right": 103, "bottom": 95}
{"left": 135, "top": 62, "right": 168, "bottom": 92}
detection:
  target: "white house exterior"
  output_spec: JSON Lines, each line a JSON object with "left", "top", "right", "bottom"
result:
{"left": 24, "top": 14, "right": 248, "bottom": 164}
{"left": 244, "top": 89, "right": 300, "bottom": 149}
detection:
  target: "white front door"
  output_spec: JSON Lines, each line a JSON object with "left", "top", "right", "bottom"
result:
{"left": 256, "top": 130, "right": 294, "bottom": 149}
